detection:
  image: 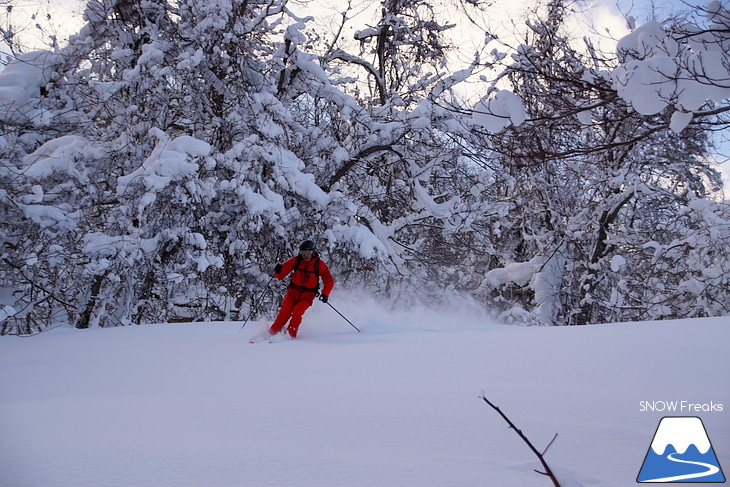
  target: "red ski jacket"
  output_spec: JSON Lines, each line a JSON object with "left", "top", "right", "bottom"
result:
{"left": 275, "top": 255, "right": 334, "bottom": 296}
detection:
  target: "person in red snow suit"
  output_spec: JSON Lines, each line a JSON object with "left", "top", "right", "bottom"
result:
{"left": 268, "top": 240, "right": 334, "bottom": 339}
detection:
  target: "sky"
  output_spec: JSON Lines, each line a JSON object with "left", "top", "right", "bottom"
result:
{"left": 5, "top": 0, "right": 702, "bottom": 50}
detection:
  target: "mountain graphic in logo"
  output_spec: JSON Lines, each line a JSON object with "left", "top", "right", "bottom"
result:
{"left": 637, "top": 416, "right": 725, "bottom": 483}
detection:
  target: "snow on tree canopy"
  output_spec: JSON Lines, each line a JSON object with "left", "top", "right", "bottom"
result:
{"left": 117, "top": 130, "right": 212, "bottom": 210}
{"left": 472, "top": 90, "right": 527, "bottom": 133}
{"left": 22, "top": 135, "right": 102, "bottom": 181}
{"left": 613, "top": 15, "right": 730, "bottom": 131}
{"left": 325, "top": 224, "right": 388, "bottom": 260}
{"left": 0, "top": 50, "right": 61, "bottom": 124}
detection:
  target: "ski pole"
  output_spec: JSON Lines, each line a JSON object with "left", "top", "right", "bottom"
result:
{"left": 326, "top": 302, "right": 361, "bottom": 332}
{"left": 240, "top": 275, "right": 274, "bottom": 331}
{"left": 240, "top": 248, "right": 281, "bottom": 331}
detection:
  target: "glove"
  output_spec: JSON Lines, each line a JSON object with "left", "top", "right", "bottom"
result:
{"left": 319, "top": 294, "right": 328, "bottom": 303}
{"left": 274, "top": 263, "right": 282, "bottom": 274}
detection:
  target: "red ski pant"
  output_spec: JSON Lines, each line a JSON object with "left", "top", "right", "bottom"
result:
{"left": 269, "top": 287, "right": 316, "bottom": 337}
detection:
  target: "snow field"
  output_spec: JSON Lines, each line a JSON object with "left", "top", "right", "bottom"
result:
{"left": 1, "top": 300, "right": 728, "bottom": 487}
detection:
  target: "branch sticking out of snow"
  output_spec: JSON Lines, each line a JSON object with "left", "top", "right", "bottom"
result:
{"left": 480, "top": 393, "right": 562, "bottom": 487}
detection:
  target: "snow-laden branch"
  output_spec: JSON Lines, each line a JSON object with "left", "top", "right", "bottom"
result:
{"left": 325, "top": 49, "right": 386, "bottom": 105}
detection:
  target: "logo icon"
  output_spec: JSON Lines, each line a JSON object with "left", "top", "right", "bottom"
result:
{"left": 637, "top": 416, "right": 725, "bottom": 483}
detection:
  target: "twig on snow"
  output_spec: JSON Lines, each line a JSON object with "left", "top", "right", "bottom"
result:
{"left": 480, "top": 393, "right": 562, "bottom": 487}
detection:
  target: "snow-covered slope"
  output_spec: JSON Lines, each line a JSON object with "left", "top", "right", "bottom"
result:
{"left": 1, "top": 298, "right": 728, "bottom": 487}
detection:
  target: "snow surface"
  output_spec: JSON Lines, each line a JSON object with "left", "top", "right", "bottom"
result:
{"left": 1, "top": 296, "right": 728, "bottom": 487}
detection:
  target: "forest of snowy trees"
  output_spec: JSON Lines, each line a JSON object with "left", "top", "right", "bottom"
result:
{"left": 1, "top": 0, "right": 729, "bottom": 334}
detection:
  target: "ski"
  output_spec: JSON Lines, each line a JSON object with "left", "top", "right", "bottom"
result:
{"left": 267, "top": 332, "right": 294, "bottom": 343}
{"left": 248, "top": 329, "right": 272, "bottom": 344}
{"left": 248, "top": 329, "right": 294, "bottom": 344}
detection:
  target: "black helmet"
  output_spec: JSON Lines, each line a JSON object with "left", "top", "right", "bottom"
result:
{"left": 299, "top": 240, "right": 316, "bottom": 251}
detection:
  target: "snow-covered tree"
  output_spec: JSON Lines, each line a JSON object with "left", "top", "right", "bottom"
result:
{"left": 296, "top": 0, "right": 493, "bottom": 301}
{"left": 467, "top": 0, "right": 729, "bottom": 324}
{"left": 1, "top": 0, "right": 727, "bottom": 334}
{"left": 1, "top": 0, "right": 382, "bottom": 331}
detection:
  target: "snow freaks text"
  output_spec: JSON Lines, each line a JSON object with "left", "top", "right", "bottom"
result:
{"left": 639, "top": 401, "right": 724, "bottom": 413}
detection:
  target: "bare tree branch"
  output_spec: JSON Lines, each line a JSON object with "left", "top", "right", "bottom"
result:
{"left": 480, "top": 393, "right": 562, "bottom": 487}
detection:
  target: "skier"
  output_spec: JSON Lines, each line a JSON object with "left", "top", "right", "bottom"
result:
{"left": 250, "top": 240, "right": 334, "bottom": 342}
